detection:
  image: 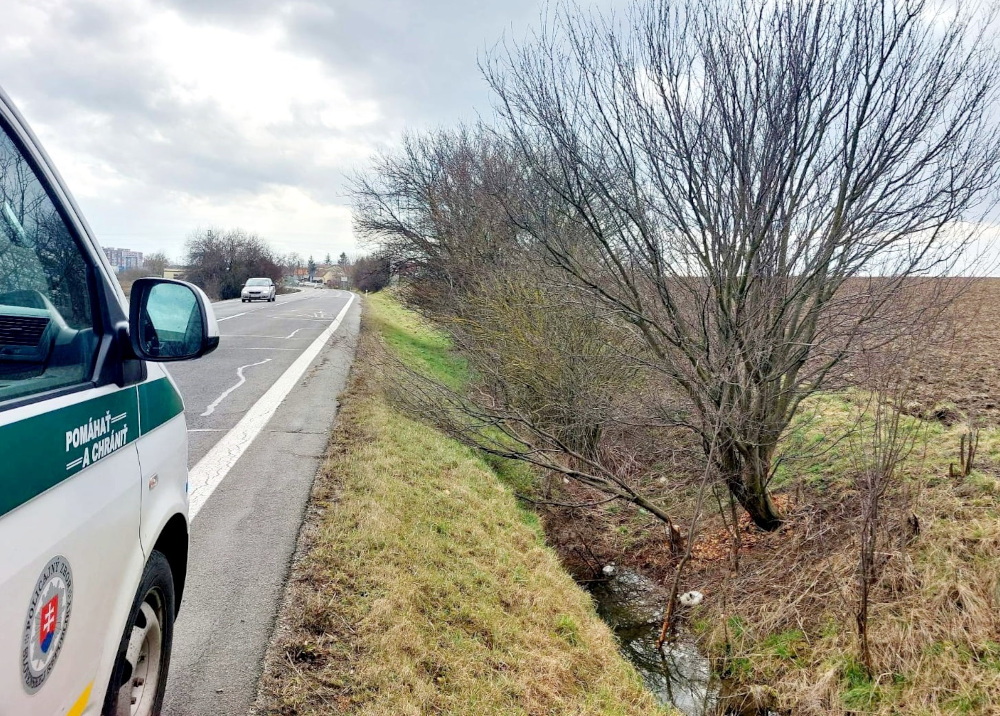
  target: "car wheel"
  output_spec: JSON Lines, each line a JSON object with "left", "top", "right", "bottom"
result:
{"left": 102, "top": 551, "right": 175, "bottom": 716}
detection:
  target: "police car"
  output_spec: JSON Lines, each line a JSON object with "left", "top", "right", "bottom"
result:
{"left": 0, "top": 87, "right": 219, "bottom": 714}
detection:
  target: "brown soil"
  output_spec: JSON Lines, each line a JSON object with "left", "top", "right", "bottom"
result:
{"left": 903, "top": 278, "right": 1000, "bottom": 426}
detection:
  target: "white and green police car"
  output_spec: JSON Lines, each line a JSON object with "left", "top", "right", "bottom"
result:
{"left": 0, "top": 88, "right": 219, "bottom": 715}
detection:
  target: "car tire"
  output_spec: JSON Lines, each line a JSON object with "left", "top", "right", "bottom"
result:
{"left": 102, "top": 551, "right": 175, "bottom": 716}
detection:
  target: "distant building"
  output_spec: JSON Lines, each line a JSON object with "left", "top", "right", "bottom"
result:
{"left": 102, "top": 247, "right": 144, "bottom": 273}
{"left": 163, "top": 267, "right": 187, "bottom": 280}
{"left": 295, "top": 265, "right": 331, "bottom": 282}
{"left": 321, "top": 265, "right": 348, "bottom": 287}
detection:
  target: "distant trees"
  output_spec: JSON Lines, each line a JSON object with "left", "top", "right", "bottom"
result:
{"left": 281, "top": 252, "right": 303, "bottom": 279}
{"left": 184, "top": 228, "right": 281, "bottom": 300}
{"left": 116, "top": 251, "right": 169, "bottom": 287}
{"left": 350, "top": 253, "right": 391, "bottom": 292}
{"left": 352, "top": 126, "right": 521, "bottom": 313}
{"left": 143, "top": 251, "right": 169, "bottom": 278}
{"left": 307, "top": 255, "right": 316, "bottom": 281}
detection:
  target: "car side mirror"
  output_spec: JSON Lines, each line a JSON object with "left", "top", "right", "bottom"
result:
{"left": 129, "top": 278, "right": 220, "bottom": 361}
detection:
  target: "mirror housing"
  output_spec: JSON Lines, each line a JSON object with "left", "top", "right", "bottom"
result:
{"left": 129, "top": 278, "right": 220, "bottom": 361}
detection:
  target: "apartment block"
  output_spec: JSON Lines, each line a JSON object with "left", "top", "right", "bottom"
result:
{"left": 102, "top": 247, "right": 144, "bottom": 273}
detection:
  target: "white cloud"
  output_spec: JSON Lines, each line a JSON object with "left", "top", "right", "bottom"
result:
{"left": 0, "top": 0, "right": 624, "bottom": 262}
{"left": 0, "top": 0, "right": 387, "bottom": 260}
{"left": 177, "top": 185, "right": 355, "bottom": 258}
{"left": 145, "top": 9, "right": 380, "bottom": 135}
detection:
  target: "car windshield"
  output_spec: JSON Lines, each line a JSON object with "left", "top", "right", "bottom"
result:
{"left": 246, "top": 278, "right": 269, "bottom": 286}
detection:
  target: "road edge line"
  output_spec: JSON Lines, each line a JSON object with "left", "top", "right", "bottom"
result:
{"left": 187, "top": 292, "right": 356, "bottom": 519}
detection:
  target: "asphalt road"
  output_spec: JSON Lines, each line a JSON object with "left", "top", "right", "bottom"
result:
{"left": 161, "top": 287, "right": 361, "bottom": 716}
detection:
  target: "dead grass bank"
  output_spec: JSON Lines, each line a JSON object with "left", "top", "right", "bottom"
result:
{"left": 544, "top": 387, "right": 1000, "bottom": 715}
{"left": 252, "top": 293, "right": 666, "bottom": 716}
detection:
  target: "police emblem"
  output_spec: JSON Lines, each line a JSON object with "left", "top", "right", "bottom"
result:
{"left": 21, "top": 556, "right": 73, "bottom": 694}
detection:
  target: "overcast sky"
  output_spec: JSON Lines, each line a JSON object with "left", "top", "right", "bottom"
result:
{"left": 0, "top": 0, "right": 615, "bottom": 263}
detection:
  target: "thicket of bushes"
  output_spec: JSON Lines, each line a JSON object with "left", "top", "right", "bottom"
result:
{"left": 184, "top": 228, "right": 282, "bottom": 300}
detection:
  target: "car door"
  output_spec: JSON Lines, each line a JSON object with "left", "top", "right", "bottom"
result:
{"left": 0, "top": 100, "right": 145, "bottom": 715}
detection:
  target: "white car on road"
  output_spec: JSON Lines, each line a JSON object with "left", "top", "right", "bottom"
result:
{"left": 240, "top": 278, "right": 275, "bottom": 302}
{"left": 0, "top": 86, "right": 219, "bottom": 716}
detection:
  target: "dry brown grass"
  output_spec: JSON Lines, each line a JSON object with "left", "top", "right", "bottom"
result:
{"left": 696, "top": 476, "right": 1000, "bottom": 714}
{"left": 252, "top": 294, "right": 670, "bottom": 716}
{"left": 539, "top": 375, "right": 1000, "bottom": 713}
{"left": 674, "top": 389, "right": 1000, "bottom": 715}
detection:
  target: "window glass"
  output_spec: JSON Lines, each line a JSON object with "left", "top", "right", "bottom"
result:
{"left": 0, "top": 124, "right": 98, "bottom": 403}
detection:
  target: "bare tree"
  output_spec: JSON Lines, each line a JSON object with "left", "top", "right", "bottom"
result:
{"left": 143, "top": 251, "right": 169, "bottom": 278}
{"left": 185, "top": 228, "right": 281, "bottom": 299}
{"left": 285, "top": 252, "right": 303, "bottom": 277}
{"left": 352, "top": 126, "right": 523, "bottom": 314}
{"left": 483, "top": 0, "right": 1000, "bottom": 528}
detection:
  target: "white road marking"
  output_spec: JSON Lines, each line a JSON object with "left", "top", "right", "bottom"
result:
{"left": 221, "top": 334, "right": 290, "bottom": 339}
{"left": 200, "top": 358, "right": 273, "bottom": 417}
{"left": 221, "top": 347, "right": 299, "bottom": 351}
{"left": 214, "top": 292, "right": 316, "bottom": 322}
{"left": 284, "top": 328, "right": 304, "bottom": 339}
{"left": 187, "top": 293, "right": 356, "bottom": 519}
{"left": 188, "top": 428, "right": 224, "bottom": 432}
{"left": 261, "top": 317, "right": 332, "bottom": 323}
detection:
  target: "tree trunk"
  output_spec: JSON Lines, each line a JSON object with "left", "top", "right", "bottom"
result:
{"left": 733, "top": 481, "right": 783, "bottom": 531}
{"left": 718, "top": 444, "right": 784, "bottom": 531}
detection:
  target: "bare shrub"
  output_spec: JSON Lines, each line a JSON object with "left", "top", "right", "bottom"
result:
{"left": 185, "top": 228, "right": 282, "bottom": 300}
{"left": 452, "top": 269, "right": 646, "bottom": 460}
{"left": 352, "top": 126, "right": 522, "bottom": 315}
{"left": 848, "top": 349, "right": 924, "bottom": 676}
{"left": 351, "top": 253, "right": 391, "bottom": 293}
{"left": 950, "top": 425, "right": 980, "bottom": 479}
{"left": 385, "top": 265, "right": 688, "bottom": 523}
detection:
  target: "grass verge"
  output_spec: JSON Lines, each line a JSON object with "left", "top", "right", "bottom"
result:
{"left": 253, "top": 291, "right": 667, "bottom": 715}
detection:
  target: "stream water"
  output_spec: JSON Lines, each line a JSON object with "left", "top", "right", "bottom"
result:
{"left": 586, "top": 568, "right": 720, "bottom": 715}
